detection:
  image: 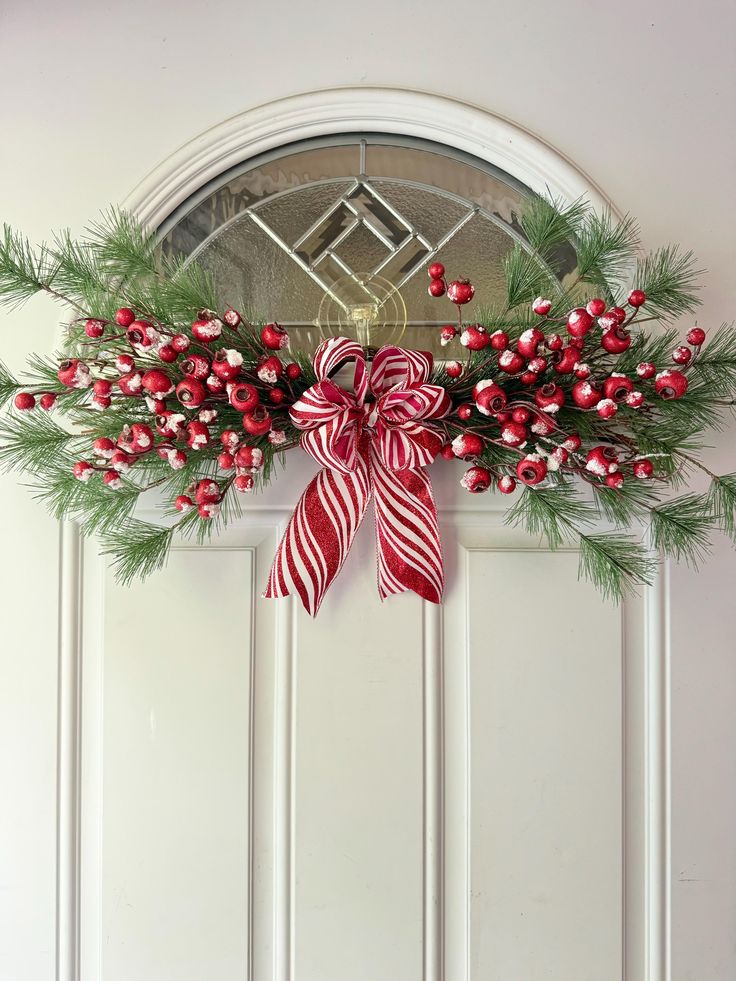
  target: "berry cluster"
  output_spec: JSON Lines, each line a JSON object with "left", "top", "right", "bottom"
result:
{"left": 428, "top": 267, "right": 706, "bottom": 496}
{"left": 13, "top": 306, "right": 306, "bottom": 519}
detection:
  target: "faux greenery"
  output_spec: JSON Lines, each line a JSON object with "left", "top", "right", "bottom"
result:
{"left": 0, "top": 198, "right": 733, "bottom": 601}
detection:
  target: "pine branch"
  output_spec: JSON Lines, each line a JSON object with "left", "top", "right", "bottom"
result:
{"left": 101, "top": 520, "right": 174, "bottom": 584}
{"left": 87, "top": 208, "right": 158, "bottom": 281}
{"left": 0, "top": 411, "right": 78, "bottom": 474}
{"left": 690, "top": 323, "right": 736, "bottom": 396}
{"left": 708, "top": 473, "right": 736, "bottom": 540}
{"left": 503, "top": 244, "right": 554, "bottom": 310}
{"left": 633, "top": 246, "right": 702, "bottom": 319}
{"left": 519, "top": 195, "right": 588, "bottom": 257}
{"left": 578, "top": 533, "right": 656, "bottom": 601}
{"left": 505, "top": 483, "right": 596, "bottom": 549}
{"left": 649, "top": 493, "right": 715, "bottom": 566}
{"left": 594, "top": 479, "right": 660, "bottom": 526}
{"left": 0, "top": 224, "right": 57, "bottom": 309}
{"left": 574, "top": 211, "right": 640, "bottom": 289}
{"left": 0, "top": 360, "right": 23, "bottom": 409}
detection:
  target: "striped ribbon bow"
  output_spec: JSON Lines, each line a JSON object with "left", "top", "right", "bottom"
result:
{"left": 265, "top": 337, "right": 451, "bottom": 616}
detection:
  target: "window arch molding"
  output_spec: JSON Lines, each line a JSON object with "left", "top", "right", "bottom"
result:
{"left": 124, "top": 87, "right": 615, "bottom": 229}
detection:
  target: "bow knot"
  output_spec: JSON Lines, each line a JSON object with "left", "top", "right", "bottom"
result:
{"left": 265, "top": 337, "right": 450, "bottom": 616}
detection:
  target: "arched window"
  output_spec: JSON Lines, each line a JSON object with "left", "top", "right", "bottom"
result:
{"left": 160, "top": 134, "right": 573, "bottom": 354}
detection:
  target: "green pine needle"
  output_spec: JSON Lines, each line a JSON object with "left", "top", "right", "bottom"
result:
{"left": 633, "top": 245, "right": 702, "bottom": 319}
{"left": 690, "top": 323, "right": 736, "bottom": 396}
{"left": 574, "top": 211, "right": 640, "bottom": 288}
{"left": 578, "top": 533, "right": 656, "bottom": 601}
{"left": 101, "top": 520, "right": 174, "bottom": 585}
{"left": 503, "top": 244, "right": 554, "bottom": 310}
{"left": 709, "top": 473, "right": 736, "bottom": 540}
{"left": 0, "top": 411, "right": 78, "bottom": 475}
{"left": 649, "top": 493, "right": 715, "bottom": 566}
{"left": 0, "top": 224, "right": 57, "bottom": 309}
{"left": 0, "top": 360, "right": 23, "bottom": 409}
{"left": 519, "top": 195, "right": 588, "bottom": 256}
{"left": 505, "top": 483, "right": 596, "bottom": 550}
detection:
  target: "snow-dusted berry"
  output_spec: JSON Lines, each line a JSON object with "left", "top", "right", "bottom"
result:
{"left": 73, "top": 460, "right": 94, "bottom": 482}
{"left": 58, "top": 359, "right": 92, "bottom": 389}
{"left": 516, "top": 454, "right": 548, "bottom": 485}
{"left": 460, "top": 466, "right": 492, "bottom": 493}
{"left": 451, "top": 433, "right": 484, "bottom": 459}
{"left": 242, "top": 407, "right": 272, "bottom": 436}
{"left": 261, "top": 323, "right": 289, "bottom": 350}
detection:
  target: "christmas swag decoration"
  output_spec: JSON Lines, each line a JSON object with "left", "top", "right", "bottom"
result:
{"left": 0, "top": 199, "right": 735, "bottom": 613}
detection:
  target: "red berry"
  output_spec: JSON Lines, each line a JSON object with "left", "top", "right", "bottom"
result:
{"left": 439, "top": 444, "right": 455, "bottom": 460}
{"left": 13, "top": 392, "right": 35, "bottom": 411}
{"left": 605, "top": 472, "right": 625, "bottom": 489}
{"left": 242, "top": 406, "right": 272, "bottom": 436}
{"left": 457, "top": 403, "right": 473, "bottom": 421}
{"left": 115, "top": 353, "right": 135, "bottom": 374}
{"left": 628, "top": 289, "right": 646, "bottom": 308}
{"left": 158, "top": 344, "right": 177, "bottom": 363}
{"left": 515, "top": 455, "right": 548, "bottom": 485}
{"left": 597, "top": 312, "right": 618, "bottom": 331}
{"left": 686, "top": 327, "right": 706, "bottom": 346}
{"left": 181, "top": 354, "right": 210, "bottom": 380}
{"left": 527, "top": 356, "right": 548, "bottom": 374}
{"left": 511, "top": 407, "right": 531, "bottom": 424}
{"left": 672, "top": 346, "right": 692, "bottom": 365}
{"left": 636, "top": 362, "right": 656, "bottom": 379}
{"left": 586, "top": 298, "right": 606, "bottom": 317}
{"left": 602, "top": 374, "right": 634, "bottom": 402}
{"left": 175, "top": 377, "right": 206, "bottom": 408}
{"left": 220, "top": 429, "right": 240, "bottom": 451}
{"left": 117, "top": 371, "right": 143, "bottom": 396}
{"left": 596, "top": 398, "right": 618, "bottom": 419}
{"left": 571, "top": 380, "right": 603, "bottom": 409}
{"left": 633, "top": 459, "right": 654, "bottom": 479}
{"left": 600, "top": 327, "right": 632, "bottom": 354}
{"left": 285, "top": 362, "right": 302, "bottom": 380}
{"left": 498, "top": 349, "right": 525, "bottom": 374}
{"left": 217, "top": 451, "right": 235, "bottom": 471}
{"left": 519, "top": 371, "right": 537, "bottom": 386}
{"left": 103, "top": 469, "right": 123, "bottom": 490}
{"left": 228, "top": 381, "right": 259, "bottom": 413}
{"left": 447, "top": 279, "right": 475, "bottom": 305}
{"left": 585, "top": 446, "right": 620, "bottom": 476}
{"left": 91, "top": 394, "right": 111, "bottom": 411}
{"left": 460, "top": 324, "right": 490, "bottom": 351}
{"left": 191, "top": 317, "right": 223, "bottom": 343}
{"left": 552, "top": 346, "right": 579, "bottom": 375}
{"left": 39, "top": 392, "right": 57, "bottom": 411}
{"left": 574, "top": 362, "right": 591, "bottom": 380}
{"left": 195, "top": 479, "right": 221, "bottom": 505}
{"left": 197, "top": 502, "right": 220, "bottom": 520}
{"left": 517, "top": 327, "right": 545, "bottom": 359}
{"left": 234, "top": 474, "right": 255, "bottom": 493}
{"left": 257, "top": 355, "right": 284, "bottom": 384}
{"left": 234, "top": 446, "right": 264, "bottom": 472}
{"left": 451, "top": 433, "right": 484, "bottom": 459}
{"left": 497, "top": 475, "right": 517, "bottom": 494}
{"left": 73, "top": 460, "right": 94, "bottom": 482}
{"left": 261, "top": 323, "right": 290, "bottom": 350}
{"left": 499, "top": 422, "right": 528, "bottom": 448}
{"left": 268, "top": 387, "right": 287, "bottom": 405}
{"left": 155, "top": 410, "right": 186, "bottom": 438}
{"left": 175, "top": 494, "right": 193, "bottom": 512}
{"left": 114, "top": 307, "right": 136, "bottom": 327}
{"left": 428, "top": 261, "right": 445, "bottom": 279}
{"left": 58, "top": 359, "right": 92, "bottom": 389}
{"left": 534, "top": 383, "right": 565, "bottom": 413}
{"left": 84, "top": 318, "right": 105, "bottom": 338}
{"left": 186, "top": 420, "right": 210, "bottom": 450}
{"left": 440, "top": 325, "right": 457, "bottom": 346}
{"left": 212, "top": 348, "right": 244, "bottom": 381}
{"left": 428, "top": 278, "right": 446, "bottom": 298}
{"left": 532, "top": 297, "right": 552, "bottom": 316}
{"left": 141, "top": 369, "right": 174, "bottom": 397}
{"left": 92, "top": 437, "right": 115, "bottom": 458}
{"left": 563, "top": 434, "right": 582, "bottom": 452}
{"left": 611, "top": 307, "right": 627, "bottom": 324}
{"left": 473, "top": 380, "right": 507, "bottom": 415}
{"left": 654, "top": 369, "right": 688, "bottom": 400}
{"left": 567, "top": 308, "right": 594, "bottom": 338}
{"left": 445, "top": 361, "right": 463, "bottom": 379}
{"left": 546, "top": 333, "right": 563, "bottom": 351}
{"left": 223, "top": 308, "right": 242, "bottom": 328}
{"left": 126, "top": 320, "right": 159, "bottom": 348}
{"left": 625, "top": 390, "right": 645, "bottom": 408}
{"left": 171, "top": 334, "right": 191, "bottom": 353}
{"left": 460, "top": 466, "right": 491, "bottom": 493}
{"left": 490, "top": 330, "right": 509, "bottom": 351}
{"left": 118, "top": 423, "right": 153, "bottom": 454}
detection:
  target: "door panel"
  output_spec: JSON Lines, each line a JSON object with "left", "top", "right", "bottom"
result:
{"left": 78, "top": 459, "right": 650, "bottom": 980}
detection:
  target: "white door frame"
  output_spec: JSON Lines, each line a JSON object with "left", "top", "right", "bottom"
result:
{"left": 57, "top": 87, "right": 668, "bottom": 980}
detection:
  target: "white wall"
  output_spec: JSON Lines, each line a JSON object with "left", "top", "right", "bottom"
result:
{"left": 0, "top": 1, "right": 734, "bottom": 978}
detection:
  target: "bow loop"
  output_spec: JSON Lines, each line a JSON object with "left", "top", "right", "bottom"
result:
{"left": 268, "top": 337, "right": 448, "bottom": 614}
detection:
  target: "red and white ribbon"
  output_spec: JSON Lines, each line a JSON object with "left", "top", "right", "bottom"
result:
{"left": 265, "top": 337, "right": 451, "bottom": 616}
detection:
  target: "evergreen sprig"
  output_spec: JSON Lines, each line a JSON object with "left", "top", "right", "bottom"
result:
{"left": 578, "top": 533, "right": 656, "bottom": 601}
{"left": 101, "top": 520, "right": 174, "bottom": 585}
{"left": 633, "top": 246, "right": 702, "bottom": 319}
{"left": 649, "top": 493, "right": 716, "bottom": 566}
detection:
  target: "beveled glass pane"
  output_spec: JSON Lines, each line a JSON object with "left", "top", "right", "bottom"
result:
{"left": 159, "top": 135, "right": 539, "bottom": 356}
